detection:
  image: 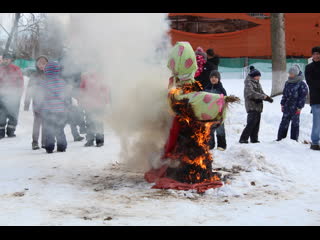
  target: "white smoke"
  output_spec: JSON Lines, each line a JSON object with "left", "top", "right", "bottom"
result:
{"left": 50, "top": 13, "right": 173, "bottom": 170}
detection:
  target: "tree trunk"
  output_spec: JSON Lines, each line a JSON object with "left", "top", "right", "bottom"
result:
{"left": 4, "top": 13, "right": 21, "bottom": 55}
{"left": 270, "top": 13, "right": 287, "bottom": 97}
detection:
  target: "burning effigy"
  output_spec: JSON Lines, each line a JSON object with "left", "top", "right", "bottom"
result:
{"left": 145, "top": 42, "right": 239, "bottom": 193}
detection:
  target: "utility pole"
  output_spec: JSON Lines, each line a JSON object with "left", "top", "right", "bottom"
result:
{"left": 270, "top": 13, "right": 287, "bottom": 97}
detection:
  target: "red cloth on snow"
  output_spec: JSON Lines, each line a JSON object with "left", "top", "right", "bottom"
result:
{"left": 144, "top": 165, "right": 223, "bottom": 193}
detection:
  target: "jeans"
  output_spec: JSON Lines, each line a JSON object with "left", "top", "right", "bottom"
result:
{"left": 42, "top": 112, "right": 67, "bottom": 152}
{"left": 239, "top": 111, "right": 261, "bottom": 142}
{"left": 311, "top": 104, "right": 320, "bottom": 145}
{"left": 208, "top": 123, "right": 226, "bottom": 149}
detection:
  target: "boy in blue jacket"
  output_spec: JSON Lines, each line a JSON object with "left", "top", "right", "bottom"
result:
{"left": 205, "top": 70, "right": 227, "bottom": 150}
{"left": 277, "top": 65, "right": 308, "bottom": 141}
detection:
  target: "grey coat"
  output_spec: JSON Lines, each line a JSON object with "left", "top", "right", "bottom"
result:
{"left": 244, "top": 75, "right": 267, "bottom": 113}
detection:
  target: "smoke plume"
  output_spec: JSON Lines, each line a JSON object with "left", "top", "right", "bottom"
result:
{"left": 50, "top": 13, "right": 173, "bottom": 170}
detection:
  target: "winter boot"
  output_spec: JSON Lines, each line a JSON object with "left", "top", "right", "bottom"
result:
{"left": 96, "top": 134, "right": 104, "bottom": 147}
{"left": 6, "top": 127, "right": 16, "bottom": 138}
{"left": 32, "top": 141, "right": 40, "bottom": 150}
{"left": 84, "top": 140, "right": 94, "bottom": 147}
{"left": 74, "top": 136, "right": 84, "bottom": 142}
{"left": 0, "top": 127, "right": 5, "bottom": 139}
{"left": 310, "top": 144, "right": 320, "bottom": 151}
{"left": 251, "top": 140, "right": 260, "bottom": 143}
{"left": 96, "top": 140, "right": 104, "bottom": 147}
{"left": 239, "top": 139, "right": 249, "bottom": 144}
{"left": 57, "top": 144, "right": 67, "bottom": 152}
{"left": 217, "top": 135, "right": 227, "bottom": 150}
{"left": 217, "top": 147, "right": 226, "bottom": 151}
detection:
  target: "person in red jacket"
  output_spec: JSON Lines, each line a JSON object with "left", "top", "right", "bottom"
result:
{"left": 79, "top": 71, "right": 109, "bottom": 147}
{"left": 0, "top": 53, "right": 24, "bottom": 138}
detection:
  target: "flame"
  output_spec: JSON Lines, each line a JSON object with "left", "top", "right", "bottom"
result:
{"left": 167, "top": 84, "right": 221, "bottom": 184}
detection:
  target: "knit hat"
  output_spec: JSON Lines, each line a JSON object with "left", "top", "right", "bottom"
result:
{"left": 249, "top": 66, "right": 255, "bottom": 72}
{"left": 36, "top": 55, "right": 49, "bottom": 62}
{"left": 288, "top": 64, "right": 301, "bottom": 76}
{"left": 206, "top": 48, "right": 215, "bottom": 57}
{"left": 209, "top": 70, "right": 221, "bottom": 81}
{"left": 312, "top": 46, "right": 320, "bottom": 54}
{"left": 248, "top": 69, "right": 261, "bottom": 78}
{"left": 195, "top": 47, "right": 207, "bottom": 61}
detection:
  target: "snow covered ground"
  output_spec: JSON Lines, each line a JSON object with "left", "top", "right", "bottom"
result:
{"left": 0, "top": 76, "right": 320, "bottom": 226}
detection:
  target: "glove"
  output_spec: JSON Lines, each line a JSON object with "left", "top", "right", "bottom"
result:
{"left": 264, "top": 96, "right": 273, "bottom": 103}
{"left": 296, "top": 109, "right": 301, "bottom": 115}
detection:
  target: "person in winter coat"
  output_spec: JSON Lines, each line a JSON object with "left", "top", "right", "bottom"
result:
{"left": 194, "top": 47, "right": 207, "bottom": 79}
{"left": 206, "top": 48, "right": 220, "bottom": 71}
{"left": 64, "top": 83, "right": 85, "bottom": 142}
{"left": 0, "top": 53, "right": 24, "bottom": 139}
{"left": 305, "top": 46, "right": 320, "bottom": 150}
{"left": 277, "top": 65, "right": 308, "bottom": 142}
{"left": 24, "top": 55, "right": 48, "bottom": 150}
{"left": 59, "top": 49, "right": 87, "bottom": 135}
{"left": 40, "top": 61, "right": 68, "bottom": 153}
{"left": 195, "top": 48, "right": 217, "bottom": 89}
{"left": 204, "top": 70, "right": 227, "bottom": 150}
{"left": 79, "top": 71, "right": 109, "bottom": 147}
{"left": 239, "top": 69, "right": 273, "bottom": 144}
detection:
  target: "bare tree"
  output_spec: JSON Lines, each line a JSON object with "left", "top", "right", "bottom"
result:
{"left": 270, "top": 13, "right": 287, "bottom": 97}
{"left": 3, "top": 13, "right": 21, "bottom": 55}
{"left": 15, "top": 13, "right": 47, "bottom": 59}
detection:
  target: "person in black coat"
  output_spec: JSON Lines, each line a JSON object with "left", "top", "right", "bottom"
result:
{"left": 195, "top": 48, "right": 220, "bottom": 89}
{"left": 206, "top": 48, "right": 220, "bottom": 71}
{"left": 204, "top": 70, "right": 227, "bottom": 150}
{"left": 305, "top": 46, "right": 320, "bottom": 150}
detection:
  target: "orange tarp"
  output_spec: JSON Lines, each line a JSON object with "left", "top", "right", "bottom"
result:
{"left": 169, "top": 13, "right": 320, "bottom": 57}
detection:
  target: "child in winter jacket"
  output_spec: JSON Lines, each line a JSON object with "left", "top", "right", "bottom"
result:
{"left": 24, "top": 55, "right": 48, "bottom": 150}
{"left": 40, "top": 61, "right": 68, "bottom": 153}
{"left": 0, "top": 53, "right": 24, "bottom": 138}
{"left": 204, "top": 70, "right": 227, "bottom": 150}
{"left": 79, "top": 71, "right": 109, "bottom": 147}
{"left": 239, "top": 68, "right": 273, "bottom": 144}
{"left": 194, "top": 47, "right": 207, "bottom": 79}
{"left": 277, "top": 65, "right": 308, "bottom": 141}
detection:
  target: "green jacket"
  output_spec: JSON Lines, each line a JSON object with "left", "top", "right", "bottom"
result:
{"left": 244, "top": 75, "right": 266, "bottom": 113}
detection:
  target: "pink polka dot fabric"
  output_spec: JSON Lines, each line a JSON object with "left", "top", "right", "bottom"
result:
{"left": 203, "top": 94, "right": 212, "bottom": 103}
{"left": 169, "top": 58, "right": 175, "bottom": 70}
{"left": 201, "top": 113, "right": 212, "bottom": 120}
{"left": 178, "top": 45, "right": 185, "bottom": 56}
{"left": 184, "top": 58, "right": 193, "bottom": 69}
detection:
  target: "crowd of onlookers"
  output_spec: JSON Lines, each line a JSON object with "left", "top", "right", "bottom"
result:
{"left": 194, "top": 46, "right": 320, "bottom": 151}
{"left": 1, "top": 45, "right": 320, "bottom": 154}
{"left": 0, "top": 52, "right": 109, "bottom": 154}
